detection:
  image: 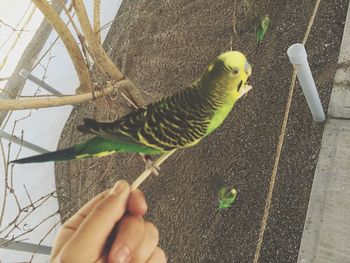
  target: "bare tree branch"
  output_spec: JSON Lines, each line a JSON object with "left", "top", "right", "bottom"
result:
{"left": 32, "top": 0, "right": 92, "bottom": 93}
{"left": 0, "top": 79, "right": 132, "bottom": 110}
{"left": 94, "top": 0, "right": 101, "bottom": 43}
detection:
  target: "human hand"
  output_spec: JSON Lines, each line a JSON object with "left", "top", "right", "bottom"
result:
{"left": 50, "top": 180, "right": 166, "bottom": 263}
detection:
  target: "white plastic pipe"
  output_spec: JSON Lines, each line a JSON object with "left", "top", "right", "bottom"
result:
{"left": 287, "top": 44, "right": 325, "bottom": 122}
{"left": 0, "top": 130, "right": 50, "bottom": 154}
{"left": 0, "top": 238, "right": 51, "bottom": 255}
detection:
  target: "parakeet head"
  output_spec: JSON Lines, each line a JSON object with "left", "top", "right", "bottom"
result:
{"left": 262, "top": 15, "right": 270, "bottom": 27}
{"left": 208, "top": 51, "right": 252, "bottom": 100}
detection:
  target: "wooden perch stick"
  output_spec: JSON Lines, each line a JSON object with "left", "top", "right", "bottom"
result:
{"left": 94, "top": 0, "right": 101, "bottom": 43}
{"left": 0, "top": 79, "right": 131, "bottom": 111}
{"left": 131, "top": 150, "right": 176, "bottom": 191}
{"left": 32, "top": 0, "right": 92, "bottom": 92}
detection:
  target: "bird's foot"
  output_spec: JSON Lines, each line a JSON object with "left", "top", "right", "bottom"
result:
{"left": 145, "top": 159, "right": 160, "bottom": 176}
{"left": 142, "top": 155, "right": 160, "bottom": 176}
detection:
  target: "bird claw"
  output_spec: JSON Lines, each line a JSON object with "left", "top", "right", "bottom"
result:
{"left": 145, "top": 159, "right": 160, "bottom": 176}
{"left": 141, "top": 154, "right": 160, "bottom": 176}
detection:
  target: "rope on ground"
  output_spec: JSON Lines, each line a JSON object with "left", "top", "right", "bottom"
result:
{"left": 253, "top": 0, "right": 322, "bottom": 262}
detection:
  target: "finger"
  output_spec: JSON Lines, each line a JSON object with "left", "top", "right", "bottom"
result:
{"left": 146, "top": 247, "right": 167, "bottom": 263}
{"left": 108, "top": 215, "right": 145, "bottom": 263}
{"left": 61, "top": 189, "right": 109, "bottom": 230}
{"left": 60, "top": 180, "right": 131, "bottom": 261}
{"left": 130, "top": 222, "right": 159, "bottom": 263}
{"left": 51, "top": 189, "right": 109, "bottom": 259}
{"left": 127, "top": 189, "right": 147, "bottom": 216}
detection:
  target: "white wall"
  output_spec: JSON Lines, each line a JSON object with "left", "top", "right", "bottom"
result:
{"left": 0, "top": 1, "right": 122, "bottom": 262}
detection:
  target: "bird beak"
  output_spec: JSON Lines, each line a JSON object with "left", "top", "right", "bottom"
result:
{"left": 238, "top": 61, "right": 252, "bottom": 99}
{"left": 238, "top": 84, "right": 252, "bottom": 99}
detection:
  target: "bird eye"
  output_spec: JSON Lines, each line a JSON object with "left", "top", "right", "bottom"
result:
{"left": 237, "top": 80, "right": 243, "bottom": 91}
{"left": 232, "top": 67, "right": 239, "bottom": 75}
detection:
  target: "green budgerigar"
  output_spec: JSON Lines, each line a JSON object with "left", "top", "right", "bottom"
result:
{"left": 218, "top": 186, "right": 237, "bottom": 209}
{"left": 256, "top": 15, "right": 270, "bottom": 53}
{"left": 11, "top": 51, "right": 252, "bottom": 164}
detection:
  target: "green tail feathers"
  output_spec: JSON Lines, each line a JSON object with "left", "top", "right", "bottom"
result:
{"left": 11, "top": 137, "right": 162, "bottom": 164}
{"left": 11, "top": 148, "right": 76, "bottom": 164}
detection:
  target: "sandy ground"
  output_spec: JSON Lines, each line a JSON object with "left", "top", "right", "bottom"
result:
{"left": 55, "top": 0, "right": 348, "bottom": 262}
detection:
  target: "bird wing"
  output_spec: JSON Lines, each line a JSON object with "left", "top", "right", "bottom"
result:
{"left": 77, "top": 109, "right": 148, "bottom": 147}
{"left": 78, "top": 88, "right": 211, "bottom": 152}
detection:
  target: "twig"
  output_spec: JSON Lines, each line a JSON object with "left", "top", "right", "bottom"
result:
{"left": 0, "top": 191, "right": 54, "bottom": 236}
{"left": 23, "top": 185, "right": 34, "bottom": 209}
{"left": 0, "top": 2, "right": 33, "bottom": 49}
{"left": 57, "top": 0, "right": 92, "bottom": 68}
{"left": 0, "top": 5, "right": 36, "bottom": 71}
{"left": 5, "top": 211, "right": 58, "bottom": 242}
{"left": 29, "top": 216, "right": 66, "bottom": 262}
{"left": 0, "top": 19, "right": 30, "bottom": 32}
{"left": 96, "top": 10, "right": 133, "bottom": 34}
{"left": 0, "top": 138, "right": 8, "bottom": 226}
{"left": 131, "top": 150, "right": 176, "bottom": 191}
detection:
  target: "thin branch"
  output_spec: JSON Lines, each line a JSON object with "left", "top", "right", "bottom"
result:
{"left": 0, "top": 2, "right": 33, "bottom": 49}
{"left": 0, "top": 5, "right": 36, "bottom": 70}
{"left": 5, "top": 211, "right": 58, "bottom": 242}
{"left": 29, "top": 216, "right": 65, "bottom": 262}
{"left": 57, "top": 0, "right": 92, "bottom": 68}
{"left": 96, "top": 10, "right": 133, "bottom": 34}
{"left": 0, "top": 138, "right": 8, "bottom": 226}
{"left": 1, "top": 193, "right": 55, "bottom": 236}
{"left": 23, "top": 185, "right": 34, "bottom": 209}
{"left": 0, "top": 19, "right": 30, "bottom": 32}
{"left": 0, "top": 79, "right": 131, "bottom": 110}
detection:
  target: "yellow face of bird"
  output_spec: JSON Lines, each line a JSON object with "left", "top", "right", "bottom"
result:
{"left": 217, "top": 51, "right": 252, "bottom": 100}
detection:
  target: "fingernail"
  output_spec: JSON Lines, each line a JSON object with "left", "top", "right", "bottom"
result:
{"left": 114, "top": 246, "right": 131, "bottom": 263}
{"left": 110, "top": 181, "right": 127, "bottom": 196}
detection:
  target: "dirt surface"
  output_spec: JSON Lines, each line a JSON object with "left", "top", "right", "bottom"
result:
{"left": 55, "top": 0, "right": 349, "bottom": 262}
